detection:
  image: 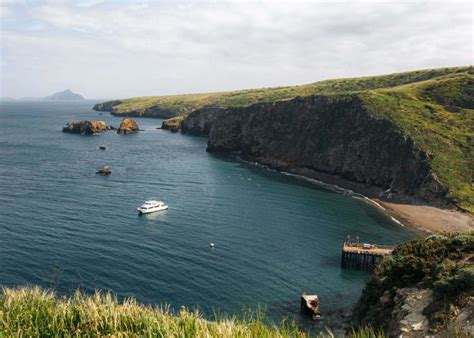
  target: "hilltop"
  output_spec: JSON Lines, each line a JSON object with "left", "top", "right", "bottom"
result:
{"left": 94, "top": 66, "right": 471, "bottom": 118}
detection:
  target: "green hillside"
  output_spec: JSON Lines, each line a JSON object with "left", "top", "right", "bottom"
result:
{"left": 101, "top": 66, "right": 472, "bottom": 115}
{"left": 96, "top": 66, "right": 473, "bottom": 211}
{"left": 362, "top": 73, "right": 474, "bottom": 211}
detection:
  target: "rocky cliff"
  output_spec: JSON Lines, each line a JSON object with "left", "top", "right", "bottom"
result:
{"left": 353, "top": 234, "right": 474, "bottom": 337}
{"left": 181, "top": 107, "right": 227, "bottom": 135}
{"left": 206, "top": 95, "right": 452, "bottom": 207}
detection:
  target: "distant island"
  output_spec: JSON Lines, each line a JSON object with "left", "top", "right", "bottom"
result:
{"left": 43, "top": 89, "right": 85, "bottom": 101}
{"left": 0, "top": 89, "right": 85, "bottom": 102}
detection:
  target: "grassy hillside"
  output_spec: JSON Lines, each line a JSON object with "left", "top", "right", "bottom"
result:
{"left": 361, "top": 73, "right": 474, "bottom": 211}
{"left": 354, "top": 233, "right": 474, "bottom": 334}
{"left": 0, "top": 287, "right": 386, "bottom": 337}
{"left": 96, "top": 66, "right": 473, "bottom": 211}
{"left": 101, "top": 66, "right": 471, "bottom": 115}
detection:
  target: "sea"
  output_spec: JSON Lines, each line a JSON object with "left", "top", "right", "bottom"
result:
{"left": 0, "top": 101, "right": 415, "bottom": 331}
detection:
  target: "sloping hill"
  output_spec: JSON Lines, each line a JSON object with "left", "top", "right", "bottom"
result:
{"left": 360, "top": 74, "right": 473, "bottom": 211}
{"left": 94, "top": 66, "right": 472, "bottom": 118}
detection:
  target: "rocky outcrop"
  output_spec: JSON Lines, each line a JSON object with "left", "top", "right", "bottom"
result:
{"left": 117, "top": 118, "right": 139, "bottom": 135}
{"left": 387, "top": 288, "right": 433, "bottom": 336}
{"left": 301, "top": 294, "right": 321, "bottom": 320}
{"left": 161, "top": 116, "right": 184, "bottom": 131}
{"left": 93, "top": 100, "right": 122, "bottom": 113}
{"left": 181, "top": 108, "right": 227, "bottom": 135}
{"left": 206, "top": 95, "right": 452, "bottom": 207}
{"left": 62, "top": 120, "right": 111, "bottom": 135}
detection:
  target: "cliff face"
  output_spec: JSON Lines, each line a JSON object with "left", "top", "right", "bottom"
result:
{"left": 353, "top": 234, "right": 474, "bottom": 337}
{"left": 181, "top": 108, "right": 227, "bottom": 136}
{"left": 207, "top": 95, "right": 451, "bottom": 206}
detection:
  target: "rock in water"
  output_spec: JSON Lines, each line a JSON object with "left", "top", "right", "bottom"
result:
{"left": 117, "top": 118, "right": 139, "bottom": 134}
{"left": 301, "top": 294, "right": 321, "bottom": 320}
{"left": 99, "top": 145, "right": 107, "bottom": 150}
{"left": 96, "top": 166, "right": 111, "bottom": 175}
{"left": 62, "top": 120, "right": 110, "bottom": 135}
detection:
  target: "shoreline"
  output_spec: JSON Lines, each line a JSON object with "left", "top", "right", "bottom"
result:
{"left": 239, "top": 157, "right": 473, "bottom": 236}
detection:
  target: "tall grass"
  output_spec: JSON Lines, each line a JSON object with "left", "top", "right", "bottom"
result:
{"left": 0, "top": 286, "right": 386, "bottom": 337}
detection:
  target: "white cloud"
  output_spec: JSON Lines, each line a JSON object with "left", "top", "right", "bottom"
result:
{"left": 0, "top": 1, "right": 472, "bottom": 98}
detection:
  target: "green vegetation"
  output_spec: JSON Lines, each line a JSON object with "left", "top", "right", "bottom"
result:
{"left": 102, "top": 66, "right": 473, "bottom": 211}
{"left": 354, "top": 233, "right": 474, "bottom": 331}
{"left": 107, "top": 66, "right": 472, "bottom": 115}
{"left": 0, "top": 287, "right": 387, "bottom": 337}
{"left": 361, "top": 73, "right": 474, "bottom": 211}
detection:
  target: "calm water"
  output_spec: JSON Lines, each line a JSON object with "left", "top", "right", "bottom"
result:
{"left": 0, "top": 101, "right": 415, "bottom": 328}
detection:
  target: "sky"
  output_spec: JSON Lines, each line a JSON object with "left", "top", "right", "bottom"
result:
{"left": 0, "top": 0, "right": 472, "bottom": 99}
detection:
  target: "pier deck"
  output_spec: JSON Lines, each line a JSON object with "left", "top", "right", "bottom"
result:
{"left": 341, "top": 242, "right": 394, "bottom": 271}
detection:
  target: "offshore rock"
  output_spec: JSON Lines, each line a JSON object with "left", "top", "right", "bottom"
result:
{"left": 301, "top": 294, "right": 321, "bottom": 320}
{"left": 62, "top": 120, "right": 110, "bottom": 135}
{"left": 117, "top": 118, "right": 139, "bottom": 135}
{"left": 162, "top": 116, "right": 184, "bottom": 131}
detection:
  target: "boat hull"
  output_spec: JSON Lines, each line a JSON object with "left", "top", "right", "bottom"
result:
{"left": 137, "top": 205, "right": 168, "bottom": 214}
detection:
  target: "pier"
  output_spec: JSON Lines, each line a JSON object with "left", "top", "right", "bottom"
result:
{"left": 341, "top": 241, "right": 394, "bottom": 271}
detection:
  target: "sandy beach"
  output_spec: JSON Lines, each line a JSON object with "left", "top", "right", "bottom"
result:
{"left": 375, "top": 200, "right": 474, "bottom": 235}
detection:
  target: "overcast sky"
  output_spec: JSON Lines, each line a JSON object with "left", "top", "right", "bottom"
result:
{"left": 0, "top": 1, "right": 472, "bottom": 99}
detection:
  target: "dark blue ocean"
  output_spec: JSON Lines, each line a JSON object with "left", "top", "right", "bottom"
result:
{"left": 0, "top": 101, "right": 415, "bottom": 328}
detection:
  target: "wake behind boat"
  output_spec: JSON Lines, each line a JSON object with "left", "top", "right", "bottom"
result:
{"left": 137, "top": 200, "right": 168, "bottom": 214}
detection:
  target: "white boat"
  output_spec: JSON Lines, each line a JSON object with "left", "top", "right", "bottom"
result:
{"left": 137, "top": 200, "right": 168, "bottom": 214}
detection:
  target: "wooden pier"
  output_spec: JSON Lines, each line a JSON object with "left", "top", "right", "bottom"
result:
{"left": 341, "top": 242, "right": 394, "bottom": 271}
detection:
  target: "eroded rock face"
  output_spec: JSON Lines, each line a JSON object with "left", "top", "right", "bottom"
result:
{"left": 62, "top": 120, "right": 110, "bottom": 135}
{"left": 161, "top": 116, "right": 184, "bottom": 131}
{"left": 388, "top": 288, "right": 432, "bottom": 337}
{"left": 181, "top": 108, "right": 227, "bottom": 136}
{"left": 207, "top": 95, "right": 452, "bottom": 207}
{"left": 117, "top": 118, "right": 139, "bottom": 134}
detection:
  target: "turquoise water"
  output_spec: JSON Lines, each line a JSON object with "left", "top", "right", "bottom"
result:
{"left": 0, "top": 101, "right": 415, "bottom": 328}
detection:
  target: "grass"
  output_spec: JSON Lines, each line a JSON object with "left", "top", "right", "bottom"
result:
{"left": 354, "top": 233, "right": 474, "bottom": 332}
{"left": 0, "top": 287, "right": 387, "bottom": 337}
{"left": 104, "top": 66, "right": 472, "bottom": 116}
{"left": 360, "top": 73, "right": 474, "bottom": 211}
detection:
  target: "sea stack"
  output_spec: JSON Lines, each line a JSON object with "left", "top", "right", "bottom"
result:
{"left": 62, "top": 120, "right": 110, "bottom": 135}
{"left": 117, "top": 118, "right": 139, "bottom": 134}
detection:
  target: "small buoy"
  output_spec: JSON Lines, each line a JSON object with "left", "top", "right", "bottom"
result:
{"left": 209, "top": 243, "right": 215, "bottom": 248}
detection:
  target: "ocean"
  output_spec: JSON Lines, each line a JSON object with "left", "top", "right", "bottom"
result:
{"left": 0, "top": 101, "right": 415, "bottom": 329}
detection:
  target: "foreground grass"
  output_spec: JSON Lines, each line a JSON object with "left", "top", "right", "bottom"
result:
{"left": 0, "top": 287, "right": 387, "bottom": 337}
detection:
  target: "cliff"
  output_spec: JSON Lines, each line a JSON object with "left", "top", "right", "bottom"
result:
{"left": 206, "top": 94, "right": 449, "bottom": 207}
{"left": 353, "top": 233, "right": 474, "bottom": 337}
{"left": 203, "top": 73, "right": 473, "bottom": 211}
{"left": 93, "top": 66, "right": 471, "bottom": 118}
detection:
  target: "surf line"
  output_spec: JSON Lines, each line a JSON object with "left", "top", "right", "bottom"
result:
{"left": 238, "top": 156, "right": 406, "bottom": 227}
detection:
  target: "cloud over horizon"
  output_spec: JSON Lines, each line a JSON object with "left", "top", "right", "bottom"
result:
{"left": 0, "top": 0, "right": 472, "bottom": 99}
